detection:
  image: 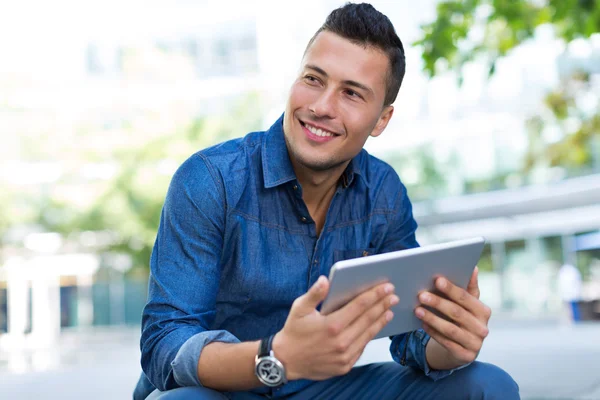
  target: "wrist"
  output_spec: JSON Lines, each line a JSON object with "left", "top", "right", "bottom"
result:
{"left": 425, "top": 338, "right": 463, "bottom": 371}
{"left": 272, "top": 331, "right": 300, "bottom": 381}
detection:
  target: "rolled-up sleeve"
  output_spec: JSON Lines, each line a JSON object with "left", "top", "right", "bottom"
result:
{"left": 140, "top": 153, "right": 237, "bottom": 391}
{"left": 170, "top": 330, "right": 240, "bottom": 387}
{"left": 381, "top": 172, "right": 471, "bottom": 380}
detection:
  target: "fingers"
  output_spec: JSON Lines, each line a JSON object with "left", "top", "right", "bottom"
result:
{"left": 415, "top": 306, "right": 482, "bottom": 353}
{"left": 341, "top": 293, "right": 397, "bottom": 344}
{"left": 417, "top": 273, "right": 491, "bottom": 367}
{"left": 422, "top": 323, "right": 479, "bottom": 365}
{"left": 466, "top": 266, "right": 480, "bottom": 299}
{"left": 433, "top": 276, "right": 491, "bottom": 320}
{"left": 417, "top": 292, "right": 489, "bottom": 339}
{"left": 291, "top": 276, "right": 329, "bottom": 317}
{"left": 328, "top": 282, "right": 395, "bottom": 333}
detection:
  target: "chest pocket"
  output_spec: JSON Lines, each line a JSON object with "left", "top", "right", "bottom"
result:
{"left": 333, "top": 247, "right": 377, "bottom": 264}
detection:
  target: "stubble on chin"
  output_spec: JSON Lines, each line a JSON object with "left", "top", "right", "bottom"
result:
{"left": 290, "top": 146, "right": 345, "bottom": 173}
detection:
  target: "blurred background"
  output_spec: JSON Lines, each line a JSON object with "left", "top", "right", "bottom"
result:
{"left": 1, "top": 0, "right": 599, "bottom": 399}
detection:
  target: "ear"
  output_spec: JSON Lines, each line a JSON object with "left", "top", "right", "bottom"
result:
{"left": 370, "top": 105, "right": 394, "bottom": 138}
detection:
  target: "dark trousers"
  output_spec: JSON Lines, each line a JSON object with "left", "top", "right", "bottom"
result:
{"left": 145, "top": 361, "right": 519, "bottom": 400}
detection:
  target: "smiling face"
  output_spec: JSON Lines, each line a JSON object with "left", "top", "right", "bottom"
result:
{"left": 283, "top": 31, "right": 394, "bottom": 174}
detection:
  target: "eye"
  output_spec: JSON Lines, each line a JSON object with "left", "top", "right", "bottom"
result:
{"left": 344, "top": 89, "right": 363, "bottom": 99}
{"left": 303, "top": 75, "right": 321, "bottom": 85}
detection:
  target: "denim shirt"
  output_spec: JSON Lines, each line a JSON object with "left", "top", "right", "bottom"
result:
{"left": 140, "top": 115, "right": 460, "bottom": 398}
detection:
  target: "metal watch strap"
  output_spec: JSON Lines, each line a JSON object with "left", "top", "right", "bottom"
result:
{"left": 259, "top": 334, "right": 274, "bottom": 358}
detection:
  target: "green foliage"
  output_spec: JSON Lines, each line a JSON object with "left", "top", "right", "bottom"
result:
{"left": 417, "top": 0, "right": 600, "bottom": 177}
{"left": 524, "top": 72, "right": 600, "bottom": 172}
{"left": 416, "top": 0, "right": 600, "bottom": 79}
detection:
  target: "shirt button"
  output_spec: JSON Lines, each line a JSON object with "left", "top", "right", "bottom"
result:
{"left": 313, "top": 259, "right": 318, "bottom": 264}
{"left": 293, "top": 185, "right": 298, "bottom": 191}
{"left": 301, "top": 216, "right": 307, "bottom": 223}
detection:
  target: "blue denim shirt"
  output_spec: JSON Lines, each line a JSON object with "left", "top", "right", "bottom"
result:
{"left": 140, "top": 115, "right": 460, "bottom": 397}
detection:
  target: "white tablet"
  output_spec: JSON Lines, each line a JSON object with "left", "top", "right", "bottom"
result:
{"left": 320, "top": 237, "right": 486, "bottom": 339}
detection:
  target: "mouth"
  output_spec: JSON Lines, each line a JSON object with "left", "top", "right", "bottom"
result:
{"left": 299, "top": 120, "right": 340, "bottom": 142}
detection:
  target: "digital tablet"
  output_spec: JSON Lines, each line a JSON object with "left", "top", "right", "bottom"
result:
{"left": 320, "top": 237, "right": 486, "bottom": 339}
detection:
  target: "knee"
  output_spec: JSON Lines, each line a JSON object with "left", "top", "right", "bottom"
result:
{"left": 457, "top": 362, "right": 520, "bottom": 399}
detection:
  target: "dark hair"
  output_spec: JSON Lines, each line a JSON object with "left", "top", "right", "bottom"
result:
{"left": 305, "top": 2, "right": 406, "bottom": 106}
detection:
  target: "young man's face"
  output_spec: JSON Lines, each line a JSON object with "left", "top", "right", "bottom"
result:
{"left": 283, "top": 31, "right": 394, "bottom": 173}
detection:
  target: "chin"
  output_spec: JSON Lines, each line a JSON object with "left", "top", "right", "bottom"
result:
{"left": 296, "top": 153, "right": 346, "bottom": 173}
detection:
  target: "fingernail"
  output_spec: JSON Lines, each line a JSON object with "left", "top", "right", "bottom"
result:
{"left": 415, "top": 308, "right": 425, "bottom": 318}
{"left": 437, "top": 278, "right": 447, "bottom": 289}
{"left": 419, "top": 293, "right": 430, "bottom": 303}
{"left": 316, "top": 276, "right": 325, "bottom": 289}
{"left": 386, "top": 310, "right": 394, "bottom": 321}
{"left": 385, "top": 284, "right": 394, "bottom": 294}
{"left": 390, "top": 295, "right": 399, "bottom": 306}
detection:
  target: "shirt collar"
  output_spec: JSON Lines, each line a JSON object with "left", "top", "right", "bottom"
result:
{"left": 262, "top": 114, "right": 297, "bottom": 189}
{"left": 261, "top": 113, "right": 370, "bottom": 189}
{"left": 342, "top": 155, "right": 369, "bottom": 189}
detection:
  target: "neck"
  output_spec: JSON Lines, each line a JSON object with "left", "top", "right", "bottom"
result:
{"left": 293, "top": 160, "right": 348, "bottom": 205}
{"left": 291, "top": 159, "right": 349, "bottom": 236}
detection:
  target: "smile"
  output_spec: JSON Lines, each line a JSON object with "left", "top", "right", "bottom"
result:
{"left": 300, "top": 121, "right": 338, "bottom": 138}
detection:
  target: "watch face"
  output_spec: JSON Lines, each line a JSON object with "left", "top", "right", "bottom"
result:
{"left": 256, "top": 356, "right": 285, "bottom": 387}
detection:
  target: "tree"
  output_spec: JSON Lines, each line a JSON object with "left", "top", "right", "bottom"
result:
{"left": 415, "top": 0, "right": 600, "bottom": 175}
{"left": 416, "top": 0, "right": 600, "bottom": 79}
{"left": 525, "top": 71, "right": 600, "bottom": 173}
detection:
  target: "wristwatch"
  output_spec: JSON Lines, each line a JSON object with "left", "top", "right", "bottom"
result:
{"left": 255, "top": 334, "right": 288, "bottom": 387}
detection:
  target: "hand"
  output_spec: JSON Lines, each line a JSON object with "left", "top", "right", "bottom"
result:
{"left": 273, "top": 276, "right": 399, "bottom": 381}
{"left": 415, "top": 267, "right": 491, "bottom": 368}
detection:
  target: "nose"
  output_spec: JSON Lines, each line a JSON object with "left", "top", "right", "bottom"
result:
{"left": 309, "top": 89, "right": 337, "bottom": 119}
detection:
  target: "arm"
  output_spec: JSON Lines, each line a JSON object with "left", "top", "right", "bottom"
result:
{"left": 196, "top": 341, "right": 262, "bottom": 391}
{"left": 198, "top": 277, "right": 398, "bottom": 390}
{"left": 141, "top": 153, "right": 243, "bottom": 391}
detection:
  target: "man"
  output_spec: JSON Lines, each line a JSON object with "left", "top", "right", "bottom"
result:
{"left": 135, "top": 3, "right": 519, "bottom": 399}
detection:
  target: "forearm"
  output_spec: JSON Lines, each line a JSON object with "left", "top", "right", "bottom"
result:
{"left": 425, "top": 337, "right": 465, "bottom": 371}
{"left": 197, "top": 340, "right": 262, "bottom": 391}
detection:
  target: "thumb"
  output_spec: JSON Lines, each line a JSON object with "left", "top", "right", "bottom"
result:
{"left": 292, "top": 275, "right": 329, "bottom": 316}
{"left": 467, "top": 266, "right": 480, "bottom": 299}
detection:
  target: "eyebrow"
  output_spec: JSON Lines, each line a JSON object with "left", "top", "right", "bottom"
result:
{"left": 305, "top": 64, "right": 374, "bottom": 96}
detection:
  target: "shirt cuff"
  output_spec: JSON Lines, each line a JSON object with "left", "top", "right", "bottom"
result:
{"left": 171, "top": 330, "right": 240, "bottom": 387}
{"left": 390, "top": 329, "right": 471, "bottom": 381}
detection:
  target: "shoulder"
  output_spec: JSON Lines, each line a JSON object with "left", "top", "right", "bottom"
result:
{"left": 168, "top": 130, "right": 265, "bottom": 210}
{"left": 199, "top": 130, "right": 263, "bottom": 171}
{"left": 174, "top": 130, "right": 263, "bottom": 186}
{"left": 201, "top": 130, "right": 262, "bottom": 161}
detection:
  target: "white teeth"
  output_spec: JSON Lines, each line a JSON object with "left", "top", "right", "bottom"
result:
{"left": 306, "top": 124, "right": 333, "bottom": 137}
